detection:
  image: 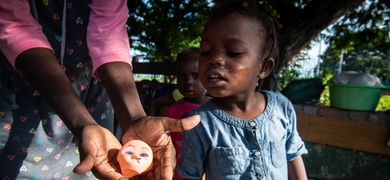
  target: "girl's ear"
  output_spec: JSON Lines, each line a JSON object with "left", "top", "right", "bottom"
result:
{"left": 258, "top": 57, "right": 275, "bottom": 79}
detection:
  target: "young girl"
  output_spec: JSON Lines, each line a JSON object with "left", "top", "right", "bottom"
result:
{"left": 164, "top": 47, "right": 209, "bottom": 180}
{"left": 177, "top": 1, "right": 308, "bottom": 179}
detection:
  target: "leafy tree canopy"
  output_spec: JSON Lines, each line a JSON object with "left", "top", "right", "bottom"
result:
{"left": 321, "top": 0, "right": 390, "bottom": 78}
{"left": 325, "top": 0, "right": 389, "bottom": 53}
{"left": 127, "top": 0, "right": 211, "bottom": 62}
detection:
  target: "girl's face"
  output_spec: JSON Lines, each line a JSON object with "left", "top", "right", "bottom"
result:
{"left": 199, "top": 13, "right": 269, "bottom": 98}
{"left": 176, "top": 56, "right": 206, "bottom": 103}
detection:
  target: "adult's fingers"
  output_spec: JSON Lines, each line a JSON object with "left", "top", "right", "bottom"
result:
{"left": 92, "top": 163, "right": 125, "bottom": 180}
{"left": 160, "top": 144, "right": 175, "bottom": 180}
{"left": 74, "top": 147, "right": 125, "bottom": 180}
{"left": 73, "top": 154, "right": 94, "bottom": 174}
{"left": 163, "top": 115, "right": 200, "bottom": 132}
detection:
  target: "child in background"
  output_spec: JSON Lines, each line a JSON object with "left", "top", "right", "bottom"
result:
{"left": 164, "top": 47, "right": 209, "bottom": 180}
{"left": 177, "top": 1, "right": 308, "bottom": 179}
{"left": 147, "top": 88, "right": 184, "bottom": 116}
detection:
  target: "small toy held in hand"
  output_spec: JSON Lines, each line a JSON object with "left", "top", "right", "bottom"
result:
{"left": 117, "top": 140, "right": 153, "bottom": 178}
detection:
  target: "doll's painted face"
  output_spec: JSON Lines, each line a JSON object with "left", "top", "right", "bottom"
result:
{"left": 117, "top": 140, "right": 153, "bottom": 178}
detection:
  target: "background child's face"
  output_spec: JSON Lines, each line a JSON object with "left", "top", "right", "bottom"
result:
{"left": 199, "top": 14, "right": 265, "bottom": 98}
{"left": 176, "top": 56, "right": 205, "bottom": 101}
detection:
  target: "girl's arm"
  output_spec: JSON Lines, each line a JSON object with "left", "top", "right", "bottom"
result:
{"left": 288, "top": 156, "right": 308, "bottom": 180}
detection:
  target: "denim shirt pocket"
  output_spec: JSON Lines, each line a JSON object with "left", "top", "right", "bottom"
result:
{"left": 270, "top": 141, "right": 284, "bottom": 168}
{"left": 212, "top": 146, "right": 248, "bottom": 175}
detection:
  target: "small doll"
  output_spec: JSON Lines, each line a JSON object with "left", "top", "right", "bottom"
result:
{"left": 117, "top": 140, "right": 153, "bottom": 178}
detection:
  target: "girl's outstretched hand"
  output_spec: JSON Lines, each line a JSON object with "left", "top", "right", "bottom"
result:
{"left": 122, "top": 115, "right": 201, "bottom": 180}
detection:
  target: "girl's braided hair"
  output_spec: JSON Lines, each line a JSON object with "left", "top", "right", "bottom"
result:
{"left": 205, "top": 0, "right": 280, "bottom": 65}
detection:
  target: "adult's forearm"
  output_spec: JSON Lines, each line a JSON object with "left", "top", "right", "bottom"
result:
{"left": 16, "top": 48, "right": 97, "bottom": 139}
{"left": 97, "top": 62, "right": 146, "bottom": 132}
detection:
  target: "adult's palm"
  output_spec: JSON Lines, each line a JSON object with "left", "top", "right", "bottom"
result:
{"left": 122, "top": 115, "right": 200, "bottom": 180}
{"left": 73, "top": 124, "right": 125, "bottom": 179}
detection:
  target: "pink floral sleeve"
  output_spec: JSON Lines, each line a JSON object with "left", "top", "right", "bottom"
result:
{"left": 88, "top": 0, "right": 132, "bottom": 79}
{"left": 0, "top": 0, "right": 132, "bottom": 76}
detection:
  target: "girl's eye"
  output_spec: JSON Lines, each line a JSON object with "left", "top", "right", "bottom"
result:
{"left": 227, "top": 51, "right": 242, "bottom": 57}
{"left": 125, "top": 151, "right": 134, "bottom": 155}
{"left": 139, "top": 153, "right": 149, "bottom": 157}
{"left": 200, "top": 51, "right": 211, "bottom": 57}
{"left": 192, "top": 74, "right": 198, "bottom": 79}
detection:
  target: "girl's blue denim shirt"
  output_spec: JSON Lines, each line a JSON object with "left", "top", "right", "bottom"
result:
{"left": 177, "top": 91, "right": 308, "bottom": 180}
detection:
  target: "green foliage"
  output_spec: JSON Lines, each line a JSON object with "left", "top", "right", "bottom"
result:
{"left": 278, "top": 46, "right": 322, "bottom": 92}
{"left": 321, "top": 43, "right": 390, "bottom": 77}
{"left": 278, "top": 56, "right": 303, "bottom": 91}
{"left": 318, "top": 68, "right": 334, "bottom": 106}
{"left": 326, "top": 0, "right": 390, "bottom": 52}
{"left": 321, "top": 0, "right": 390, "bottom": 75}
{"left": 127, "top": 0, "right": 351, "bottom": 64}
{"left": 127, "top": 0, "right": 211, "bottom": 62}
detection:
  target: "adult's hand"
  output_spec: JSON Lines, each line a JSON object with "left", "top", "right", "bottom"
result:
{"left": 97, "top": 62, "right": 200, "bottom": 179}
{"left": 73, "top": 124, "right": 125, "bottom": 180}
{"left": 122, "top": 115, "right": 201, "bottom": 180}
{"left": 16, "top": 48, "right": 126, "bottom": 179}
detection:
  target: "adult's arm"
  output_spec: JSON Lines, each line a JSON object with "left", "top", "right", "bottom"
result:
{"left": 0, "top": 1, "right": 125, "bottom": 179}
{"left": 16, "top": 48, "right": 126, "bottom": 179}
{"left": 87, "top": 0, "right": 145, "bottom": 132}
{"left": 97, "top": 62, "right": 146, "bottom": 131}
{"left": 87, "top": 1, "right": 202, "bottom": 179}
{"left": 0, "top": 0, "right": 107, "bottom": 149}
{"left": 0, "top": 0, "right": 52, "bottom": 68}
{"left": 87, "top": 0, "right": 132, "bottom": 80}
